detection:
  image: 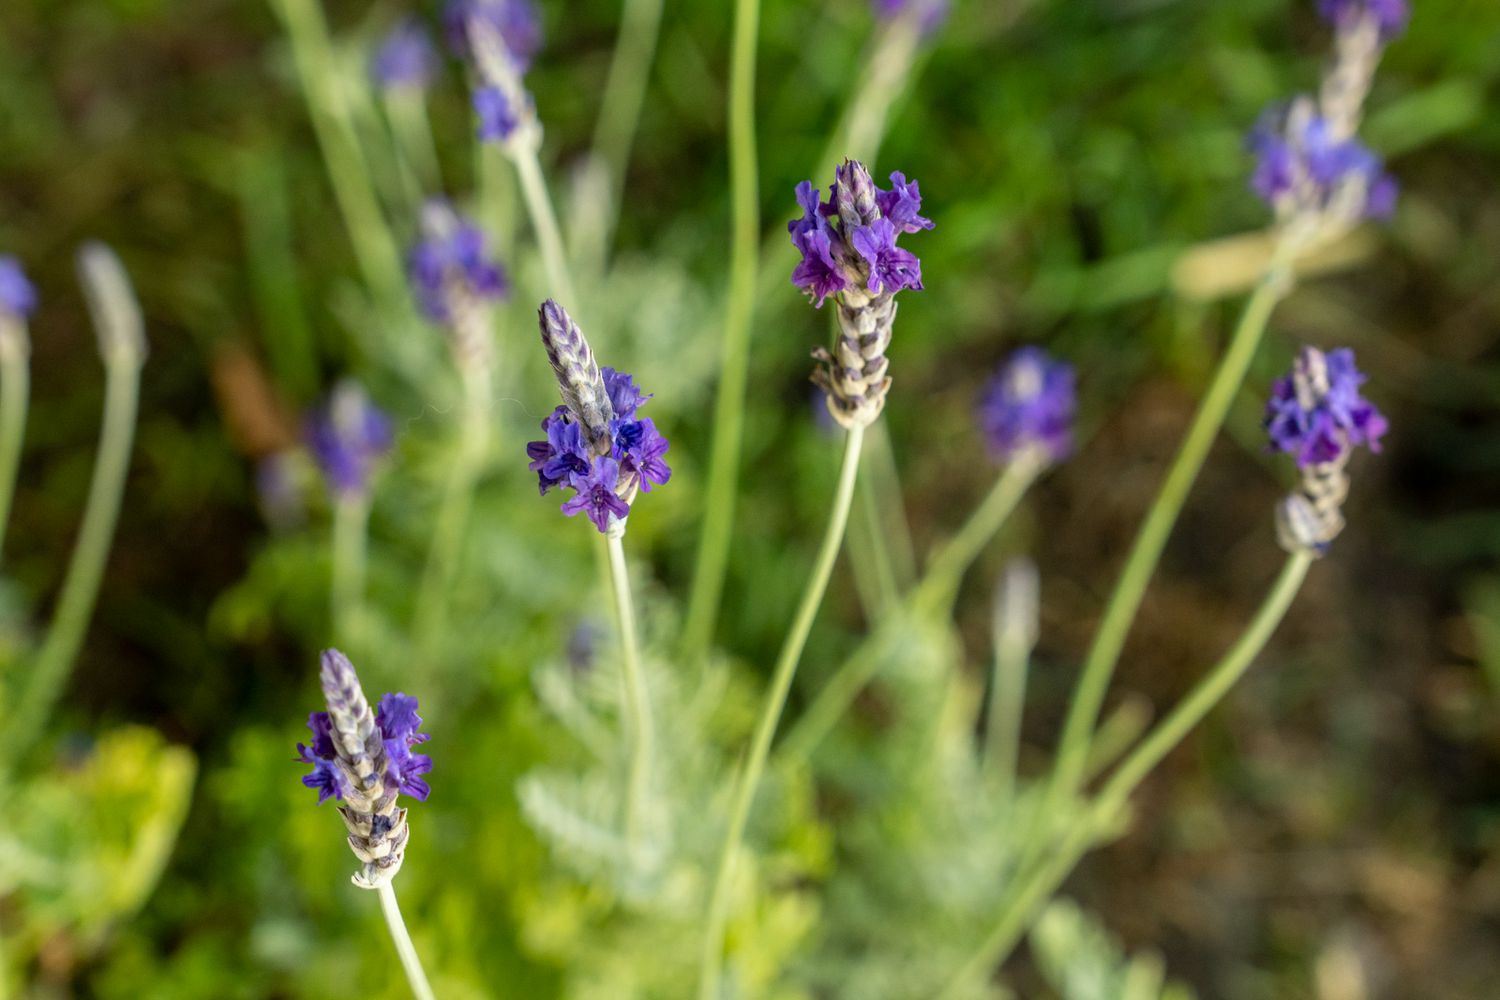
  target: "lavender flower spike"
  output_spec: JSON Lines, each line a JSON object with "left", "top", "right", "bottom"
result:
{"left": 1264, "top": 346, "right": 1386, "bottom": 556}
{"left": 371, "top": 18, "right": 438, "bottom": 92}
{"left": 459, "top": 0, "right": 542, "bottom": 149}
{"left": 409, "top": 202, "right": 508, "bottom": 373}
{"left": 306, "top": 381, "right": 394, "bottom": 499}
{"left": 977, "top": 347, "right": 1076, "bottom": 466}
{"left": 791, "top": 159, "right": 933, "bottom": 428}
{"left": 527, "top": 302, "right": 671, "bottom": 534}
{"left": 296, "top": 649, "right": 433, "bottom": 888}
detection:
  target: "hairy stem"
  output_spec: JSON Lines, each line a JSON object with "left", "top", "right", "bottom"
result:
{"left": 510, "top": 142, "right": 580, "bottom": 310}
{"left": 376, "top": 882, "right": 438, "bottom": 1000}
{"left": 698, "top": 425, "right": 864, "bottom": 1000}
{"left": 777, "top": 458, "right": 1041, "bottom": 763}
{"left": 680, "top": 0, "right": 762, "bottom": 664}
{"left": 939, "top": 552, "right": 1313, "bottom": 997}
{"left": 607, "top": 530, "right": 655, "bottom": 852}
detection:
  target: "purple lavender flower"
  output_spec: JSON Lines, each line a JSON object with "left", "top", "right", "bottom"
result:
{"left": 977, "top": 347, "right": 1076, "bottom": 465}
{"left": 1318, "top": 0, "right": 1409, "bottom": 40}
{"left": 1265, "top": 346, "right": 1387, "bottom": 467}
{"left": 0, "top": 256, "right": 37, "bottom": 321}
{"left": 560, "top": 457, "right": 632, "bottom": 532}
{"left": 873, "top": 0, "right": 951, "bottom": 34}
{"left": 527, "top": 300, "right": 671, "bottom": 533}
{"left": 306, "top": 382, "right": 394, "bottom": 498}
{"left": 1250, "top": 101, "right": 1397, "bottom": 221}
{"left": 473, "top": 86, "right": 522, "bottom": 142}
{"left": 407, "top": 204, "right": 509, "bottom": 323}
{"left": 296, "top": 649, "right": 432, "bottom": 888}
{"left": 788, "top": 160, "right": 931, "bottom": 308}
{"left": 371, "top": 18, "right": 438, "bottom": 91}
{"left": 444, "top": 0, "right": 542, "bottom": 70}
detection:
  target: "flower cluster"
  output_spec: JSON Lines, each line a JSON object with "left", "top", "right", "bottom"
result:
{"left": 1318, "top": 0, "right": 1409, "bottom": 39}
{"left": 450, "top": 0, "right": 542, "bottom": 145}
{"left": 526, "top": 301, "right": 670, "bottom": 534}
{"left": 444, "top": 0, "right": 542, "bottom": 69}
{"left": 296, "top": 649, "right": 432, "bottom": 888}
{"left": 306, "top": 381, "right": 394, "bottom": 499}
{"left": 0, "top": 256, "right": 37, "bottom": 322}
{"left": 1264, "top": 346, "right": 1386, "bottom": 555}
{"left": 789, "top": 161, "right": 931, "bottom": 308}
{"left": 371, "top": 18, "right": 438, "bottom": 92}
{"left": 977, "top": 347, "right": 1076, "bottom": 466}
{"left": 407, "top": 202, "right": 509, "bottom": 324}
{"left": 1250, "top": 100, "right": 1397, "bottom": 222}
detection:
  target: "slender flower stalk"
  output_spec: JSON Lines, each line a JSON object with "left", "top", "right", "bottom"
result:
{"left": 606, "top": 529, "right": 653, "bottom": 853}
{"left": 462, "top": 5, "right": 581, "bottom": 309}
{"left": 937, "top": 552, "right": 1315, "bottom": 998}
{"left": 984, "top": 559, "right": 1039, "bottom": 806}
{"left": 698, "top": 424, "right": 866, "bottom": 1000}
{"left": 679, "top": 0, "right": 762, "bottom": 663}
{"left": 2, "top": 245, "right": 145, "bottom": 768}
{"left": 0, "top": 256, "right": 37, "bottom": 562}
{"left": 297, "top": 648, "right": 436, "bottom": 997}
{"left": 589, "top": 0, "right": 666, "bottom": 247}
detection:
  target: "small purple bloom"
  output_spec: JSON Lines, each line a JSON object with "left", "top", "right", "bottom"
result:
{"left": 0, "top": 256, "right": 37, "bottom": 320}
{"left": 876, "top": 171, "right": 934, "bottom": 234}
{"left": 473, "top": 85, "right": 522, "bottom": 143}
{"left": 376, "top": 693, "right": 433, "bottom": 801}
{"left": 527, "top": 407, "right": 590, "bottom": 494}
{"left": 296, "top": 712, "right": 342, "bottom": 803}
{"left": 615, "top": 417, "right": 672, "bottom": 493}
{"left": 408, "top": 206, "right": 509, "bottom": 322}
{"left": 372, "top": 18, "right": 438, "bottom": 91}
{"left": 561, "top": 458, "right": 632, "bottom": 532}
{"left": 1265, "top": 346, "right": 1387, "bottom": 467}
{"left": 873, "top": 0, "right": 951, "bottom": 34}
{"left": 791, "top": 226, "right": 850, "bottom": 307}
{"left": 1318, "top": 0, "right": 1409, "bottom": 40}
{"left": 306, "top": 382, "right": 394, "bottom": 498}
{"left": 852, "top": 219, "right": 923, "bottom": 294}
{"left": 603, "top": 367, "right": 650, "bottom": 420}
{"left": 977, "top": 347, "right": 1076, "bottom": 464}
{"left": 444, "top": 0, "right": 543, "bottom": 70}
{"left": 1250, "top": 104, "right": 1396, "bottom": 221}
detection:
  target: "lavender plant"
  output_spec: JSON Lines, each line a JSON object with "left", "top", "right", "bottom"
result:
{"left": 297, "top": 648, "right": 436, "bottom": 999}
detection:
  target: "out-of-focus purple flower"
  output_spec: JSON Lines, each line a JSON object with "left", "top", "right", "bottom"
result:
{"left": 408, "top": 204, "right": 508, "bottom": 323}
{"left": 0, "top": 256, "right": 37, "bottom": 321}
{"left": 371, "top": 18, "right": 438, "bottom": 91}
{"left": 376, "top": 693, "right": 433, "bottom": 801}
{"left": 873, "top": 0, "right": 951, "bottom": 34}
{"left": 527, "top": 300, "right": 671, "bottom": 533}
{"left": 1318, "top": 0, "right": 1409, "bottom": 40}
{"left": 851, "top": 219, "right": 923, "bottom": 294}
{"left": 444, "top": 0, "right": 542, "bottom": 70}
{"left": 255, "top": 450, "right": 307, "bottom": 531}
{"left": 977, "top": 347, "right": 1076, "bottom": 465}
{"left": 306, "top": 382, "right": 394, "bottom": 498}
{"left": 1265, "top": 346, "right": 1387, "bottom": 467}
{"left": 473, "top": 85, "right": 523, "bottom": 142}
{"left": 560, "top": 457, "right": 632, "bottom": 532}
{"left": 1250, "top": 102, "right": 1397, "bottom": 221}
{"left": 789, "top": 160, "right": 931, "bottom": 307}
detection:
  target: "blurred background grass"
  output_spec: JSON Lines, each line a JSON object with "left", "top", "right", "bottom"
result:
{"left": 2, "top": 0, "right": 1499, "bottom": 996}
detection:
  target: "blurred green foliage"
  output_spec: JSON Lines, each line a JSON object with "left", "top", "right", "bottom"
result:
{"left": 0, "top": 0, "right": 1498, "bottom": 997}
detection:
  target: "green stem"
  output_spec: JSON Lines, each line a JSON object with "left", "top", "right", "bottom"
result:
{"left": 938, "top": 552, "right": 1313, "bottom": 998}
{"left": 867, "top": 421, "right": 917, "bottom": 588}
{"left": 0, "top": 321, "right": 31, "bottom": 562}
{"left": 589, "top": 0, "right": 666, "bottom": 247}
{"left": 984, "top": 561, "right": 1039, "bottom": 807}
{"left": 850, "top": 468, "right": 900, "bottom": 617}
{"left": 3, "top": 356, "right": 142, "bottom": 766}
{"left": 1042, "top": 261, "right": 1291, "bottom": 817}
{"left": 777, "top": 458, "right": 1040, "bottom": 763}
{"left": 384, "top": 88, "right": 443, "bottom": 196}
{"left": 680, "top": 0, "right": 761, "bottom": 665}
{"left": 413, "top": 368, "right": 491, "bottom": 664}
{"left": 510, "top": 142, "right": 580, "bottom": 310}
{"left": 376, "top": 882, "right": 438, "bottom": 1000}
{"left": 332, "top": 492, "right": 371, "bottom": 650}
{"left": 607, "top": 529, "right": 654, "bottom": 853}
{"left": 271, "top": 0, "right": 406, "bottom": 315}
{"left": 697, "top": 425, "right": 864, "bottom": 1000}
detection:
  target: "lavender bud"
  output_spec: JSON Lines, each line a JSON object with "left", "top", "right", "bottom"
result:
{"left": 976, "top": 347, "right": 1075, "bottom": 466}
{"left": 77, "top": 243, "right": 146, "bottom": 366}
{"left": 371, "top": 18, "right": 438, "bottom": 92}
{"left": 306, "top": 380, "right": 394, "bottom": 499}
{"left": 538, "top": 300, "right": 614, "bottom": 455}
{"left": 1249, "top": 97, "right": 1396, "bottom": 230}
{"left": 834, "top": 159, "right": 882, "bottom": 234}
{"left": 297, "top": 649, "right": 433, "bottom": 889}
